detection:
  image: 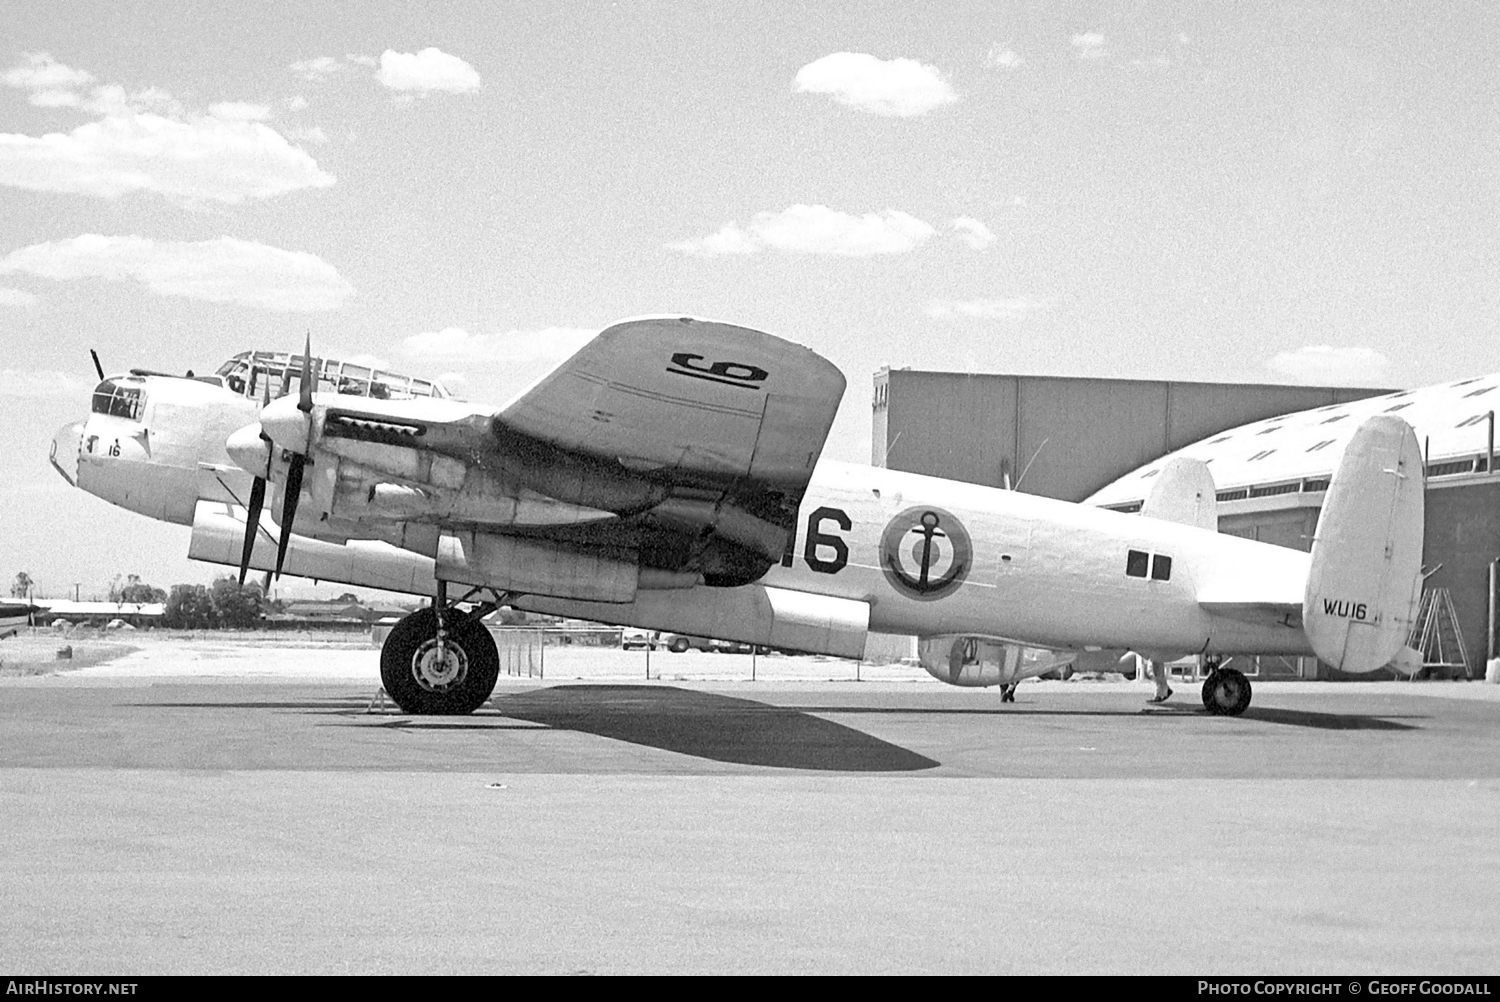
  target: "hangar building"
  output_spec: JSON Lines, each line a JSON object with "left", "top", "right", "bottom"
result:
{"left": 871, "top": 368, "right": 1500, "bottom": 677}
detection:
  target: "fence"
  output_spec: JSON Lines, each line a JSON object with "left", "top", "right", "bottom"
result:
{"left": 490, "top": 627, "right": 545, "bottom": 678}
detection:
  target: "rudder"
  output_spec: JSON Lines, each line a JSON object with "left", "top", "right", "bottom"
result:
{"left": 1302, "top": 415, "right": 1425, "bottom": 673}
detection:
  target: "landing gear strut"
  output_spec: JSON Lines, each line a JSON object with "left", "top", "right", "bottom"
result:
{"left": 1000, "top": 682, "right": 1018, "bottom": 703}
{"left": 380, "top": 582, "right": 499, "bottom": 715}
{"left": 1201, "top": 657, "right": 1252, "bottom": 716}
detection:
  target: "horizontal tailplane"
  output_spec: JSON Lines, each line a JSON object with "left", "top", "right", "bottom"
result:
{"left": 1302, "top": 415, "right": 1425, "bottom": 673}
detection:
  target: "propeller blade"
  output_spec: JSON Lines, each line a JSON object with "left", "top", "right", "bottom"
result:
{"left": 238, "top": 475, "right": 267, "bottom": 586}
{"left": 274, "top": 451, "right": 305, "bottom": 580}
{"left": 298, "top": 333, "right": 314, "bottom": 413}
{"left": 90, "top": 350, "right": 104, "bottom": 381}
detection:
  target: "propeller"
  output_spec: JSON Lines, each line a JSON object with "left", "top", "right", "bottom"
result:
{"left": 273, "top": 335, "right": 317, "bottom": 580}
{"left": 226, "top": 335, "right": 319, "bottom": 583}
{"left": 236, "top": 382, "right": 274, "bottom": 586}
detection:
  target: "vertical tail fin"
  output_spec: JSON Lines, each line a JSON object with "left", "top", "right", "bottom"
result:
{"left": 1140, "top": 457, "right": 1218, "bottom": 531}
{"left": 1303, "top": 415, "right": 1425, "bottom": 673}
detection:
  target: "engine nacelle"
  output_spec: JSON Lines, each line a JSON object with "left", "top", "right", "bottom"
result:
{"left": 918, "top": 635, "right": 1077, "bottom": 688}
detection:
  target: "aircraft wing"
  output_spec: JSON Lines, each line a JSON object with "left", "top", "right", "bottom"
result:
{"left": 236, "top": 317, "right": 848, "bottom": 595}
{"left": 497, "top": 317, "right": 846, "bottom": 486}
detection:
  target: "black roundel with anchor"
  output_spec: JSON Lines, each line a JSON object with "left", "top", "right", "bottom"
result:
{"left": 879, "top": 506, "right": 972, "bottom": 601}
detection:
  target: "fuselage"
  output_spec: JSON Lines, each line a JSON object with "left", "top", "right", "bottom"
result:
{"left": 758, "top": 459, "right": 1311, "bottom": 657}
{"left": 53, "top": 369, "right": 1315, "bottom": 660}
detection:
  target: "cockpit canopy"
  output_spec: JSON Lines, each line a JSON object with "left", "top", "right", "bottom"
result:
{"left": 214, "top": 351, "right": 450, "bottom": 403}
{"left": 91, "top": 376, "right": 146, "bottom": 421}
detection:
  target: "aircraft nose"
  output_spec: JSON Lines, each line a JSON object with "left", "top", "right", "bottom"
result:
{"left": 226, "top": 422, "right": 272, "bottom": 476}
{"left": 49, "top": 421, "right": 83, "bottom": 486}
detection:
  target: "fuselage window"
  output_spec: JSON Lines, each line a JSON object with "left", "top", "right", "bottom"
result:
{"left": 1151, "top": 554, "right": 1172, "bottom": 581}
{"left": 1126, "top": 549, "right": 1149, "bottom": 578}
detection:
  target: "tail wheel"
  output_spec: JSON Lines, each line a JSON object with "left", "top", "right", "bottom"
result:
{"left": 1201, "top": 667, "right": 1252, "bottom": 717}
{"left": 380, "top": 607, "right": 499, "bottom": 715}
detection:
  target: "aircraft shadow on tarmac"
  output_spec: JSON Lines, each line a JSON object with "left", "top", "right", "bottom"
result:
{"left": 478, "top": 686, "right": 942, "bottom": 771}
{"left": 779, "top": 704, "right": 1422, "bottom": 731}
{"left": 149, "top": 687, "right": 940, "bottom": 771}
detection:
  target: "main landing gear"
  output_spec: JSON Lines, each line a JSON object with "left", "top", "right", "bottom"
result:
{"left": 1200, "top": 657, "right": 1252, "bottom": 717}
{"left": 1000, "top": 682, "right": 1019, "bottom": 703}
{"left": 379, "top": 582, "right": 499, "bottom": 715}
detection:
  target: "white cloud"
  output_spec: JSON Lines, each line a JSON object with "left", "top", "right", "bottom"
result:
{"left": 207, "top": 101, "right": 271, "bottom": 122}
{"left": 0, "top": 113, "right": 333, "bottom": 203}
{"left": 0, "top": 286, "right": 38, "bottom": 307}
{"left": 927, "top": 297, "right": 1049, "bottom": 319}
{"left": 0, "top": 235, "right": 353, "bottom": 312}
{"left": 377, "top": 48, "right": 482, "bottom": 94}
{"left": 347, "top": 54, "right": 377, "bottom": 69}
{"left": 951, "top": 217, "right": 996, "bottom": 251}
{"left": 3, "top": 52, "right": 94, "bottom": 107}
{"left": 0, "top": 369, "right": 92, "bottom": 399}
{"left": 986, "top": 46, "right": 1024, "bottom": 69}
{"left": 401, "top": 327, "right": 595, "bottom": 364}
{"left": 1071, "top": 33, "right": 1108, "bottom": 60}
{"left": 794, "top": 52, "right": 957, "bottom": 117}
{"left": 285, "top": 95, "right": 309, "bottom": 111}
{"left": 0, "top": 55, "right": 331, "bottom": 204}
{"left": 289, "top": 56, "right": 345, "bottom": 81}
{"left": 1266, "top": 346, "right": 1391, "bottom": 386}
{"left": 669, "top": 204, "right": 935, "bottom": 257}
{"left": 287, "top": 126, "right": 329, "bottom": 145}
{"left": 82, "top": 83, "right": 182, "bottom": 118}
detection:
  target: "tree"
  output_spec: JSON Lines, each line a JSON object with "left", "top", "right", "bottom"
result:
{"left": 109, "top": 574, "right": 166, "bottom": 604}
{"left": 162, "top": 584, "right": 216, "bottom": 629}
{"left": 10, "top": 572, "right": 33, "bottom": 599}
{"left": 210, "top": 577, "right": 263, "bottom": 628}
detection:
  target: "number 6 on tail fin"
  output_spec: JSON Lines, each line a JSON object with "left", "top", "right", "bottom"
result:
{"left": 1303, "top": 415, "right": 1426, "bottom": 673}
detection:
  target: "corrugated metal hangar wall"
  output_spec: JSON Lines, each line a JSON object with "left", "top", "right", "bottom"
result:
{"left": 871, "top": 370, "right": 1500, "bottom": 677}
{"left": 872, "top": 369, "right": 1384, "bottom": 501}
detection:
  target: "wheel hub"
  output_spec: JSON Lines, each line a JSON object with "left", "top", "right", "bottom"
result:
{"left": 412, "top": 638, "right": 469, "bottom": 691}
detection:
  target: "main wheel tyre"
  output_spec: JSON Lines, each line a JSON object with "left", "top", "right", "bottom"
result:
{"left": 1201, "top": 667, "right": 1252, "bottom": 716}
{"left": 380, "top": 608, "right": 499, "bottom": 715}
{"left": 668, "top": 637, "right": 689, "bottom": 653}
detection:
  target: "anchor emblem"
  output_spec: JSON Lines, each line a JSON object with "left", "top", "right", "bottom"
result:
{"left": 879, "top": 506, "right": 972, "bottom": 601}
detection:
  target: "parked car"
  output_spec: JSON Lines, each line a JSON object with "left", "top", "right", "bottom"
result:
{"left": 661, "top": 633, "right": 716, "bottom": 653}
{"left": 621, "top": 628, "right": 659, "bottom": 651}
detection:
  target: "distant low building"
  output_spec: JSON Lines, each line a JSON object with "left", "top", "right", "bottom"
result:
{"left": 34, "top": 600, "right": 164, "bottom": 627}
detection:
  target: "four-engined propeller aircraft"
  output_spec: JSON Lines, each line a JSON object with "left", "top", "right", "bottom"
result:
{"left": 50, "top": 317, "right": 1426, "bottom": 716}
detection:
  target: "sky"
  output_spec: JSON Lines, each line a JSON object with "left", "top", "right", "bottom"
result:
{"left": 3, "top": 0, "right": 1500, "bottom": 598}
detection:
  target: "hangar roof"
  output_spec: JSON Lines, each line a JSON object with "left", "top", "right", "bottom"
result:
{"left": 1087, "top": 372, "right": 1500, "bottom": 508}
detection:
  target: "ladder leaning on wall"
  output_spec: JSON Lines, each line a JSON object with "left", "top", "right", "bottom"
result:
{"left": 1407, "top": 588, "right": 1471, "bottom": 680}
